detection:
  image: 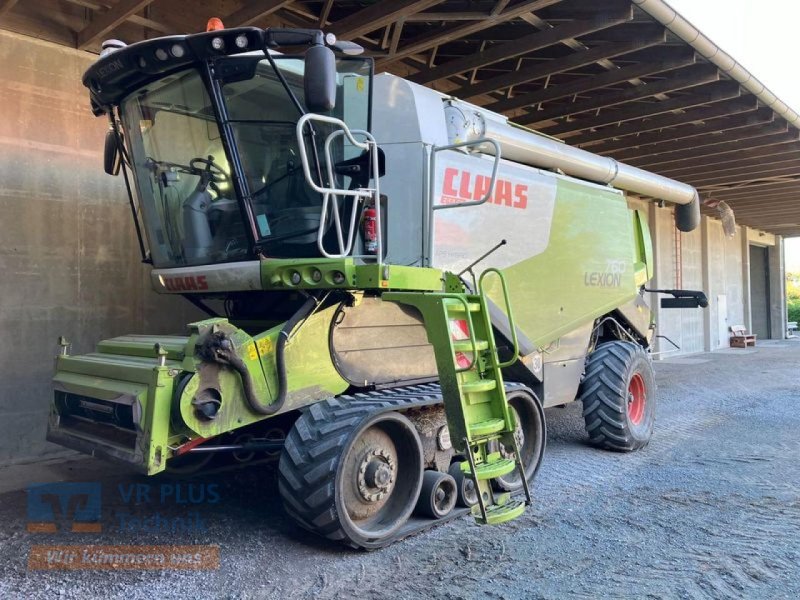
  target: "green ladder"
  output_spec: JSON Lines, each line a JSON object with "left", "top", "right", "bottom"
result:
{"left": 385, "top": 268, "right": 532, "bottom": 525}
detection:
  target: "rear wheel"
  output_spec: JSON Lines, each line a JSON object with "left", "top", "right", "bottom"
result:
{"left": 579, "top": 341, "right": 656, "bottom": 451}
{"left": 279, "top": 404, "right": 424, "bottom": 549}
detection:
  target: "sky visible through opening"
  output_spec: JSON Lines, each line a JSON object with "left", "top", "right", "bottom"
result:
{"left": 666, "top": 0, "right": 800, "bottom": 271}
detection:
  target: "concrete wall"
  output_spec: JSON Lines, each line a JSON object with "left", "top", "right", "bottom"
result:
{"left": 0, "top": 30, "right": 200, "bottom": 464}
{"left": 647, "top": 201, "right": 784, "bottom": 358}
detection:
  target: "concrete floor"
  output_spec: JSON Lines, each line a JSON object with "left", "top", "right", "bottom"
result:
{"left": 1, "top": 340, "right": 798, "bottom": 599}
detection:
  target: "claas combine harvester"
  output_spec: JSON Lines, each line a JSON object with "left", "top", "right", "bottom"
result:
{"left": 48, "top": 21, "right": 707, "bottom": 549}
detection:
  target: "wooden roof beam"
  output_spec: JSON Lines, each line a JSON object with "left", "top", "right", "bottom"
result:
{"left": 689, "top": 162, "right": 800, "bottom": 188}
{"left": 0, "top": 0, "right": 20, "bottom": 18}
{"left": 568, "top": 96, "right": 758, "bottom": 146}
{"left": 63, "top": 0, "right": 178, "bottom": 34}
{"left": 630, "top": 130, "right": 800, "bottom": 169}
{"left": 610, "top": 121, "right": 787, "bottom": 162}
{"left": 453, "top": 31, "right": 666, "bottom": 101}
{"left": 723, "top": 198, "right": 800, "bottom": 213}
{"left": 700, "top": 180, "right": 800, "bottom": 200}
{"left": 657, "top": 143, "right": 800, "bottom": 177}
{"left": 488, "top": 47, "right": 694, "bottom": 114}
{"left": 225, "top": 0, "right": 296, "bottom": 27}
{"left": 410, "top": 6, "right": 633, "bottom": 85}
{"left": 76, "top": 0, "right": 155, "bottom": 49}
{"left": 663, "top": 151, "right": 800, "bottom": 180}
{"left": 376, "top": 0, "right": 563, "bottom": 69}
{"left": 539, "top": 80, "right": 741, "bottom": 136}
{"left": 592, "top": 107, "right": 774, "bottom": 154}
{"left": 328, "top": 0, "right": 445, "bottom": 40}
{"left": 520, "top": 63, "right": 719, "bottom": 126}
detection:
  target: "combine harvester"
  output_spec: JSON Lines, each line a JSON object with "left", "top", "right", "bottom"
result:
{"left": 48, "top": 21, "right": 707, "bottom": 549}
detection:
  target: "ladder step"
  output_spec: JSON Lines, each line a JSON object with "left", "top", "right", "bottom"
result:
{"left": 461, "top": 379, "right": 497, "bottom": 394}
{"left": 463, "top": 457, "right": 516, "bottom": 480}
{"left": 474, "top": 499, "right": 526, "bottom": 526}
{"left": 444, "top": 300, "right": 481, "bottom": 314}
{"left": 452, "top": 339, "right": 489, "bottom": 352}
{"left": 468, "top": 418, "right": 506, "bottom": 437}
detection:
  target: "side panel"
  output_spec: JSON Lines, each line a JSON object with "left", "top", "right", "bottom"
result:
{"left": 434, "top": 166, "right": 641, "bottom": 350}
{"left": 330, "top": 297, "right": 437, "bottom": 386}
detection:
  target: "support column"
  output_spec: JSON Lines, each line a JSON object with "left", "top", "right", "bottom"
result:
{"left": 768, "top": 235, "right": 786, "bottom": 339}
{"left": 741, "top": 226, "right": 752, "bottom": 332}
{"left": 700, "top": 216, "right": 713, "bottom": 351}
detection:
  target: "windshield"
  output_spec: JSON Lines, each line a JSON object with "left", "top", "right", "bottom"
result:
{"left": 221, "top": 56, "right": 372, "bottom": 258}
{"left": 119, "top": 56, "right": 372, "bottom": 268}
{"left": 121, "top": 69, "right": 249, "bottom": 268}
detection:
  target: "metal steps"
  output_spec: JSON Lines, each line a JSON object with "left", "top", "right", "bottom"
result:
{"left": 384, "top": 268, "right": 532, "bottom": 526}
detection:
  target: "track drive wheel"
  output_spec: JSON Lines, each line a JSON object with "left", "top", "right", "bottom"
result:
{"left": 279, "top": 402, "right": 424, "bottom": 549}
{"left": 492, "top": 389, "right": 546, "bottom": 492}
{"left": 415, "top": 471, "right": 457, "bottom": 519}
{"left": 579, "top": 341, "right": 656, "bottom": 452}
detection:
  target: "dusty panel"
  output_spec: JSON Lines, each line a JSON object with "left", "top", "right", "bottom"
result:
{"left": 0, "top": 31, "right": 202, "bottom": 463}
{"left": 331, "top": 297, "right": 437, "bottom": 386}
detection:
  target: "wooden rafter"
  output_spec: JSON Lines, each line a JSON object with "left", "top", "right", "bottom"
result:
{"left": 519, "top": 63, "right": 720, "bottom": 126}
{"left": 328, "top": 0, "right": 445, "bottom": 40}
{"left": 656, "top": 139, "right": 800, "bottom": 175}
{"left": 629, "top": 131, "right": 800, "bottom": 169}
{"left": 611, "top": 121, "right": 788, "bottom": 162}
{"left": 225, "top": 0, "right": 296, "bottom": 28}
{"left": 76, "top": 0, "right": 156, "bottom": 49}
{"left": 63, "top": 0, "right": 177, "bottom": 34}
{"left": 488, "top": 49, "right": 695, "bottom": 114}
{"left": 592, "top": 107, "right": 774, "bottom": 154}
{"left": 569, "top": 96, "right": 759, "bottom": 146}
{"left": 688, "top": 162, "right": 800, "bottom": 188}
{"left": 376, "top": 0, "right": 563, "bottom": 68}
{"left": 0, "top": 0, "right": 20, "bottom": 18}
{"left": 540, "top": 80, "right": 742, "bottom": 136}
{"left": 410, "top": 7, "right": 633, "bottom": 85}
{"left": 451, "top": 32, "right": 666, "bottom": 101}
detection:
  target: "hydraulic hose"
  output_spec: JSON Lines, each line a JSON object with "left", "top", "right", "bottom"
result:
{"left": 200, "top": 295, "right": 319, "bottom": 416}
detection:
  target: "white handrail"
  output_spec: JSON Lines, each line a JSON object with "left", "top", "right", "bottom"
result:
{"left": 295, "top": 113, "right": 382, "bottom": 262}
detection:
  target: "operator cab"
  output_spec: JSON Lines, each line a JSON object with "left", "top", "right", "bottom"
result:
{"left": 88, "top": 25, "right": 373, "bottom": 269}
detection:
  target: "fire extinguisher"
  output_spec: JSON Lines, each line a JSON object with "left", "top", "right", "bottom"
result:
{"left": 362, "top": 200, "right": 378, "bottom": 254}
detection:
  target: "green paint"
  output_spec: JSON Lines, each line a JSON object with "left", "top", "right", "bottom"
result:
{"left": 385, "top": 268, "right": 528, "bottom": 525}
{"left": 483, "top": 179, "right": 646, "bottom": 349}
{"left": 260, "top": 257, "right": 443, "bottom": 291}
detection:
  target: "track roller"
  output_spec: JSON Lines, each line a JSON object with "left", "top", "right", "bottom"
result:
{"left": 415, "top": 471, "right": 457, "bottom": 519}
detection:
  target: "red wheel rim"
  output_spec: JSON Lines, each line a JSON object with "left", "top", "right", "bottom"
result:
{"left": 627, "top": 372, "right": 646, "bottom": 425}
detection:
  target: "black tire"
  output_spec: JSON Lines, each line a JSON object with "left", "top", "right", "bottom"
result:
{"left": 448, "top": 462, "right": 478, "bottom": 508}
{"left": 579, "top": 341, "right": 656, "bottom": 452}
{"left": 493, "top": 389, "right": 546, "bottom": 491}
{"left": 414, "top": 471, "right": 457, "bottom": 519}
{"left": 278, "top": 400, "right": 424, "bottom": 549}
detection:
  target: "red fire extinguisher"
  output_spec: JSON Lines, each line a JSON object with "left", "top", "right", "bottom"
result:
{"left": 362, "top": 201, "right": 378, "bottom": 254}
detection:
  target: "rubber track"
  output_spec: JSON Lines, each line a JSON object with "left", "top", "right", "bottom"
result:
{"left": 579, "top": 341, "right": 651, "bottom": 452}
{"left": 277, "top": 381, "right": 528, "bottom": 549}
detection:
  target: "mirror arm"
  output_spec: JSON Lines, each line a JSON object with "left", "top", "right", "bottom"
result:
{"left": 109, "top": 113, "right": 148, "bottom": 263}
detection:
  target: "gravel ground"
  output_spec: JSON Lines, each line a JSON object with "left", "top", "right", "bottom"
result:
{"left": 1, "top": 340, "right": 798, "bottom": 599}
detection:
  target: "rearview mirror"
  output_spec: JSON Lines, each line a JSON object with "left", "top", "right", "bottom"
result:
{"left": 304, "top": 44, "right": 336, "bottom": 113}
{"left": 104, "top": 129, "right": 121, "bottom": 176}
